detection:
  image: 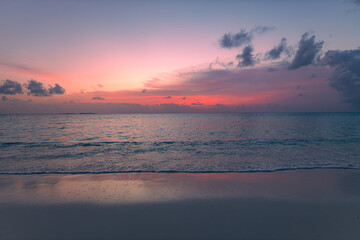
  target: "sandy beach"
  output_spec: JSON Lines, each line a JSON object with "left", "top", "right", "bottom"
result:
{"left": 0, "top": 169, "right": 359, "bottom": 240}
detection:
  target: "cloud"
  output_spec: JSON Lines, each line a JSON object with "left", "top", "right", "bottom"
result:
{"left": 97, "top": 84, "right": 103, "bottom": 88}
{"left": 191, "top": 102, "right": 203, "bottom": 106}
{"left": 92, "top": 96, "right": 105, "bottom": 100}
{"left": 25, "top": 80, "right": 50, "bottom": 96}
{"left": 252, "top": 26, "right": 275, "bottom": 34}
{"left": 218, "top": 26, "right": 273, "bottom": 49}
{"left": 218, "top": 29, "right": 252, "bottom": 49}
{"left": 24, "top": 80, "right": 65, "bottom": 97}
{"left": 236, "top": 45, "right": 255, "bottom": 67}
{"left": 142, "top": 89, "right": 147, "bottom": 93}
{"left": 209, "top": 57, "right": 226, "bottom": 70}
{"left": 288, "top": 33, "right": 324, "bottom": 70}
{"left": 2, "top": 96, "right": 8, "bottom": 101}
{"left": 265, "top": 38, "right": 290, "bottom": 60}
{"left": 163, "top": 96, "right": 172, "bottom": 99}
{"left": 352, "top": 0, "right": 360, "bottom": 5}
{"left": 0, "top": 79, "right": 23, "bottom": 95}
{"left": 322, "top": 49, "right": 360, "bottom": 109}
{"left": 142, "top": 65, "right": 329, "bottom": 98}
{"left": 49, "top": 84, "right": 65, "bottom": 95}
{"left": 308, "top": 74, "right": 317, "bottom": 79}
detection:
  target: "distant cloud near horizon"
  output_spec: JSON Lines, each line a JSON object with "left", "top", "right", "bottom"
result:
{"left": 49, "top": 84, "right": 65, "bottom": 95}
{"left": 191, "top": 102, "right": 203, "bottom": 106}
{"left": 25, "top": 80, "right": 66, "bottom": 97}
{"left": 25, "top": 80, "right": 50, "bottom": 96}
{"left": 0, "top": 79, "right": 23, "bottom": 95}
{"left": 288, "top": 33, "right": 324, "bottom": 70}
{"left": 92, "top": 96, "right": 105, "bottom": 100}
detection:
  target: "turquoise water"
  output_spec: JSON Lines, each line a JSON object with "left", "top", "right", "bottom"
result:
{"left": 0, "top": 113, "right": 359, "bottom": 174}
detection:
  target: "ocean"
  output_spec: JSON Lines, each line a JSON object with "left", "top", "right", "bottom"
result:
{"left": 0, "top": 113, "right": 359, "bottom": 174}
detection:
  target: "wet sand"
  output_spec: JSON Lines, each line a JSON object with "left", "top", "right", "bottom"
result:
{"left": 0, "top": 169, "right": 359, "bottom": 239}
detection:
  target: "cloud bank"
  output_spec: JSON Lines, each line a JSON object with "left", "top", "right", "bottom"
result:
{"left": 323, "top": 49, "right": 360, "bottom": 109}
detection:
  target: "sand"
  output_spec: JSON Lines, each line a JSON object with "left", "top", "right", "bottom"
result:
{"left": 0, "top": 169, "right": 359, "bottom": 240}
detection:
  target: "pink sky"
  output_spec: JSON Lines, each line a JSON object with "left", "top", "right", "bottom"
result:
{"left": 0, "top": 0, "right": 359, "bottom": 113}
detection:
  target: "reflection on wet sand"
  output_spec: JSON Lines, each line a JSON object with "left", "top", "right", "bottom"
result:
{"left": 1, "top": 169, "right": 359, "bottom": 204}
{"left": 1, "top": 169, "right": 360, "bottom": 240}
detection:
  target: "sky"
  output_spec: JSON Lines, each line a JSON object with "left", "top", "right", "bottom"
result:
{"left": 0, "top": 0, "right": 360, "bottom": 113}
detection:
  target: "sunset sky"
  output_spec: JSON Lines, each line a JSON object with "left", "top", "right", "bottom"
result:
{"left": 1, "top": 0, "right": 360, "bottom": 113}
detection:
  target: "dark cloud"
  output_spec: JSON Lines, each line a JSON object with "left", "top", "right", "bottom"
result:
{"left": 219, "top": 29, "right": 252, "bottom": 49}
{"left": 265, "top": 38, "right": 289, "bottom": 60}
{"left": 352, "top": 0, "right": 360, "bottom": 5}
{"left": 218, "top": 26, "right": 273, "bottom": 49}
{"left": 191, "top": 102, "right": 203, "bottom": 106}
{"left": 163, "top": 96, "right": 172, "bottom": 99}
{"left": 0, "top": 79, "right": 23, "bottom": 95}
{"left": 49, "top": 84, "right": 65, "bottom": 95}
{"left": 142, "top": 89, "right": 147, "bottom": 93}
{"left": 2, "top": 96, "right": 8, "bottom": 101}
{"left": 92, "top": 96, "right": 105, "bottom": 100}
{"left": 288, "top": 33, "right": 324, "bottom": 70}
{"left": 24, "top": 80, "right": 65, "bottom": 96}
{"left": 25, "top": 80, "right": 50, "bottom": 96}
{"left": 322, "top": 49, "right": 360, "bottom": 109}
{"left": 181, "top": 97, "right": 186, "bottom": 100}
{"left": 237, "top": 45, "right": 255, "bottom": 67}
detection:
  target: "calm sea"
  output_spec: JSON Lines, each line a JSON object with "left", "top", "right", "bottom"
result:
{"left": 0, "top": 113, "right": 359, "bottom": 174}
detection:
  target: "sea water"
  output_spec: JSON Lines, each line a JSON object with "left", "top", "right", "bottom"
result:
{"left": 0, "top": 113, "right": 359, "bottom": 174}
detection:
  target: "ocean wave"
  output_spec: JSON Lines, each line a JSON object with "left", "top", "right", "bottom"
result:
{"left": 1, "top": 137, "right": 359, "bottom": 148}
{"left": 0, "top": 166, "right": 358, "bottom": 175}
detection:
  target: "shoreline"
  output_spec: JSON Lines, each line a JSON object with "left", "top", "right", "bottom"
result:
{"left": 1, "top": 169, "right": 359, "bottom": 239}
